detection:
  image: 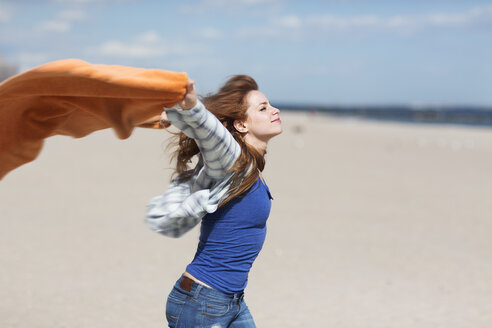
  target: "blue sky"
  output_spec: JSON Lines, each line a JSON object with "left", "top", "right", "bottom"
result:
{"left": 1, "top": 0, "right": 491, "bottom": 106}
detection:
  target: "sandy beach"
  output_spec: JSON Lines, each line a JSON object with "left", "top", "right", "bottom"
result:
{"left": 1, "top": 112, "right": 491, "bottom": 327}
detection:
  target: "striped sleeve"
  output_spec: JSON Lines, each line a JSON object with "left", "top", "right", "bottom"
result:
{"left": 144, "top": 100, "right": 241, "bottom": 238}
{"left": 165, "top": 100, "right": 241, "bottom": 178}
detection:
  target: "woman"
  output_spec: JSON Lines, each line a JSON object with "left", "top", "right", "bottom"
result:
{"left": 145, "top": 75, "right": 281, "bottom": 327}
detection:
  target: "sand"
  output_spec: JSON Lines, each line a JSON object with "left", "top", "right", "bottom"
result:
{"left": 1, "top": 112, "right": 491, "bottom": 327}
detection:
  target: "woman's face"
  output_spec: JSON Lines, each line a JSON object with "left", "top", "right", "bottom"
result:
{"left": 242, "top": 90, "right": 282, "bottom": 145}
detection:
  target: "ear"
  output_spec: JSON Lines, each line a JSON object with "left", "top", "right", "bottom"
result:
{"left": 233, "top": 119, "right": 248, "bottom": 133}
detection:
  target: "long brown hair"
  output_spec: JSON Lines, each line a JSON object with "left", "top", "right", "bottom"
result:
{"left": 171, "top": 75, "right": 265, "bottom": 207}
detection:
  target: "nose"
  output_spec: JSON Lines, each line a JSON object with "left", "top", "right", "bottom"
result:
{"left": 271, "top": 106, "right": 280, "bottom": 115}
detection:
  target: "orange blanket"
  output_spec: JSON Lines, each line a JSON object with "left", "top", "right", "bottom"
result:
{"left": 0, "top": 59, "right": 188, "bottom": 180}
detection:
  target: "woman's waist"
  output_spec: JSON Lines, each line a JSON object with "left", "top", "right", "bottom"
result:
{"left": 178, "top": 272, "right": 245, "bottom": 300}
{"left": 183, "top": 271, "right": 213, "bottom": 289}
{"left": 184, "top": 264, "right": 250, "bottom": 294}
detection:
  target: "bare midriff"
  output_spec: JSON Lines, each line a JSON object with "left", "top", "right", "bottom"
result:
{"left": 184, "top": 271, "right": 213, "bottom": 289}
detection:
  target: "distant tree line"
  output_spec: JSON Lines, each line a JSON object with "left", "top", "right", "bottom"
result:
{"left": 278, "top": 104, "right": 492, "bottom": 127}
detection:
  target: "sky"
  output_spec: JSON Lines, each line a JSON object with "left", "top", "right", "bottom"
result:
{"left": 1, "top": 0, "right": 491, "bottom": 106}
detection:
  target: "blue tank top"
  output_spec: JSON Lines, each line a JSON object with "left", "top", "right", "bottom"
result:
{"left": 186, "top": 177, "right": 273, "bottom": 294}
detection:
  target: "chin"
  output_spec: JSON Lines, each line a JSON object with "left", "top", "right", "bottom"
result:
{"left": 270, "top": 128, "right": 283, "bottom": 138}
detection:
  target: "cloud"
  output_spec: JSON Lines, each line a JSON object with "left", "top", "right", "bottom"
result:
{"left": 236, "top": 5, "right": 492, "bottom": 41}
{"left": 206, "top": 0, "right": 280, "bottom": 5}
{"left": 90, "top": 31, "right": 188, "bottom": 58}
{"left": 38, "top": 8, "right": 87, "bottom": 33}
{"left": 306, "top": 5, "right": 492, "bottom": 31}
{"left": 179, "top": 0, "right": 285, "bottom": 15}
{"left": 58, "top": 9, "right": 87, "bottom": 21}
{"left": 53, "top": 0, "right": 131, "bottom": 4}
{"left": 57, "top": 0, "right": 100, "bottom": 3}
{"left": 273, "top": 15, "right": 302, "bottom": 29}
{"left": 39, "top": 20, "right": 72, "bottom": 32}
{"left": 306, "top": 15, "right": 383, "bottom": 30}
{"left": 135, "top": 30, "right": 160, "bottom": 43}
{"left": 199, "top": 27, "right": 223, "bottom": 39}
{"left": 98, "top": 41, "right": 165, "bottom": 57}
{"left": 426, "top": 6, "right": 492, "bottom": 26}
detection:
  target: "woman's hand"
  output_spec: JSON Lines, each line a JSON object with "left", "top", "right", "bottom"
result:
{"left": 179, "top": 79, "right": 197, "bottom": 110}
{"left": 159, "top": 79, "right": 196, "bottom": 127}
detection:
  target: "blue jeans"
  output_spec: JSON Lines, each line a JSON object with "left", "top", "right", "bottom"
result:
{"left": 166, "top": 275, "right": 256, "bottom": 327}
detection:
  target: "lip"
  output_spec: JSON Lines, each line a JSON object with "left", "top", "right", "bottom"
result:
{"left": 272, "top": 118, "right": 281, "bottom": 123}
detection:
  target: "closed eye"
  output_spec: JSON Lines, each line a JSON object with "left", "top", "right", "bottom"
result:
{"left": 259, "top": 107, "right": 266, "bottom": 111}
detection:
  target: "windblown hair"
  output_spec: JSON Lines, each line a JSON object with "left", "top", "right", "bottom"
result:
{"left": 171, "top": 75, "right": 265, "bottom": 207}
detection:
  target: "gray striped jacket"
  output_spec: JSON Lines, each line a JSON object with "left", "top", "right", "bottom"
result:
{"left": 145, "top": 100, "right": 241, "bottom": 238}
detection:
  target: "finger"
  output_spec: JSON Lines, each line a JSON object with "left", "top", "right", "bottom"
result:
{"left": 160, "top": 120, "right": 171, "bottom": 128}
{"left": 187, "top": 80, "right": 195, "bottom": 92}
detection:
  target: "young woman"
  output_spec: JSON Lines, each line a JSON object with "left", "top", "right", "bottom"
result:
{"left": 145, "top": 75, "right": 281, "bottom": 327}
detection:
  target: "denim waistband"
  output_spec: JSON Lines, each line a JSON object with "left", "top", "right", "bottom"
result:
{"left": 174, "top": 275, "right": 245, "bottom": 304}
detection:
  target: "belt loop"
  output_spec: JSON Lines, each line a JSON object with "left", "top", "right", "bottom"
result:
{"left": 234, "top": 292, "right": 244, "bottom": 305}
{"left": 193, "top": 284, "right": 203, "bottom": 300}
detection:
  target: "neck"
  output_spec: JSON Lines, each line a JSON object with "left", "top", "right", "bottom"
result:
{"left": 244, "top": 135, "right": 267, "bottom": 156}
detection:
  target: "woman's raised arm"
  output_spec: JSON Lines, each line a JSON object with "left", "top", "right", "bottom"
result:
{"left": 164, "top": 80, "right": 241, "bottom": 180}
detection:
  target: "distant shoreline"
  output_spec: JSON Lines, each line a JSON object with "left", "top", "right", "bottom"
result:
{"left": 277, "top": 104, "right": 492, "bottom": 128}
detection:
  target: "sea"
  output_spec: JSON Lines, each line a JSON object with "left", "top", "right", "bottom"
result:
{"left": 278, "top": 104, "right": 492, "bottom": 129}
